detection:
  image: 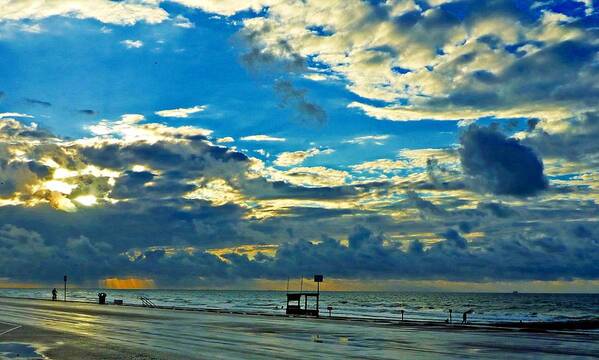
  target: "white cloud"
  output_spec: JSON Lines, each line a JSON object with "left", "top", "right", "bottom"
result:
{"left": 216, "top": 137, "right": 234, "bottom": 143}
{"left": 274, "top": 148, "right": 333, "bottom": 167}
{"left": 240, "top": 135, "right": 286, "bottom": 142}
{"left": 87, "top": 113, "right": 212, "bottom": 143}
{"left": 0, "top": 0, "right": 169, "bottom": 25}
{"left": 168, "top": 0, "right": 274, "bottom": 16}
{"left": 20, "top": 23, "right": 43, "bottom": 33}
{"left": 0, "top": 113, "right": 34, "bottom": 119}
{"left": 351, "top": 159, "right": 409, "bottom": 173}
{"left": 173, "top": 14, "right": 194, "bottom": 28}
{"left": 343, "top": 135, "right": 390, "bottom": 145}
{"left": 264, "top": 166, "right": 349, "bottom": 187}
{"left": 155, "top": 105, "right": 206, "bottom": 118}
{"left": 121, "top": 39, "right": 144, "bottom": 49}
{"left": 231, "top": 0, "right": 595, "bottom": 128}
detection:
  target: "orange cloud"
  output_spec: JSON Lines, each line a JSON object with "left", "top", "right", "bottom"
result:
{"left": 100, "top": 277, "right": 155, "bottom": 289}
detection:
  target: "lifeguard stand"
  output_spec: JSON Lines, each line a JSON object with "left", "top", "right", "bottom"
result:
{"left": 285, "top": 275, "right": 323, "bottom": 316}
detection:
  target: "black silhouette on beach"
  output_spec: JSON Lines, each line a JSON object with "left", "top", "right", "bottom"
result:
{"left": 51, "top": 288, "right": 57, "bottom": 301}
{"left": 463, "top": 309, "right": 474, "bottom": 324}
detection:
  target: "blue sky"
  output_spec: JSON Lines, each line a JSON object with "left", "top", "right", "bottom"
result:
{"left": 0, "top": 0, "right": 598, "bottom": 291}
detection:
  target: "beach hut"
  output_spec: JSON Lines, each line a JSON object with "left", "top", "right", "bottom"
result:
{"left": 285, "top": 275, "right": 323, "bottom": 316}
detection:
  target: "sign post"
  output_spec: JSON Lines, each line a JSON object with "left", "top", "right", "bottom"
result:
{"left": 314, "top": 275, "right": 323, "bottom": 315}
{"left": 63, "top": 275, "right": 67, "bottom": 302}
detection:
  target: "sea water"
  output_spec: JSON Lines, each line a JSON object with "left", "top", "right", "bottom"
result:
{"left": 0, "top": 289, "right": 597, "bottom": 324}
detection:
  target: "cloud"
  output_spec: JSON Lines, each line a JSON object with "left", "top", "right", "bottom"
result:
{"left": 240, "top": 135, "right": 286, "bottom": 142}
{"left": 273, "top": 79, "right": 326, "bottom": 123}
{"left": 169, "top": 0, "right": 273, "bottom": 17}
{"left": 25, "top": 98, "right": 51, "bottom": 107}
{"left": 523, "top": 111, "right": 599, "bottom": 168}
{"left": 460, "top": 125, "right": 548, "bottom": 196}
{"left": 343, "top": 135, "right": 390, "bottom": 145}
{"left": 1, "top": 115, "right": 598, "bottom": 285}
{"left": 274, "top": 148, "right": 333, "bottom": 167}
{"left": 0, "top": 113, "right": 33, "bottom": 119}
{"left": 121, "top": 39, "right": 143, "bottom": 49}
{"left": 216, "top": 137, "right": 234, "bottom": 143}
{"left": 78, "top": 109, "right": 95, "bottom": 115}
{"left": 155, "top": 105, "right": 207, "bottom": 118}
{"left": 0, "top": 0, "right": 169, "bottom": 25}
{"left": 213, "top": 0, "right": 598, "bottom": 136}
{"left": 351, "top": 159, "right": 409, "bottom": 173}
{"left": 173, "top": 14, "right": 194, "bottom": 29}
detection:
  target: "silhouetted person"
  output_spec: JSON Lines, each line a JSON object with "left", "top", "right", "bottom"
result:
{"left": 52, "top": 288, "right": 57, "bottom": 301}
{"left": 462, "top": 309, "right": 473, "bottom": 324}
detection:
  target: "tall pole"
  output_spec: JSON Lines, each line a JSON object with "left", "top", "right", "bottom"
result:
{"left": 63, "top": 275, "right": 67, "bottom": 302}
{"left": 316, "top": 281, "right": 320, "bottom": 315}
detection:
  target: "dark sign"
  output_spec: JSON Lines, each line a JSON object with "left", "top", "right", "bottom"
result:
{"left": 64, "top": 275, "right": 67, "bottom": 282}
{"left": 314, "top": 275, "right": 323, "bottom": 282}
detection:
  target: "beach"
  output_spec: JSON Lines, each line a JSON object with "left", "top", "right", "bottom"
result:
{"left": 0, "top": 297, "right": 598, "bottom": 359}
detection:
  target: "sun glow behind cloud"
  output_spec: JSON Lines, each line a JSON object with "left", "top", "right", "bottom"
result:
{"left": 100, "top": 277, "right": 156, "bottom": 289}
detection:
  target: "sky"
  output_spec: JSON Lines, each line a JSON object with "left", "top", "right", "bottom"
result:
{"left": 0, "top": 0, "right": 598, "bottom": 292}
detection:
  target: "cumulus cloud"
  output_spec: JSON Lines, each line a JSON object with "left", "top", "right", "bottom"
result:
{"left": 0, "top": 0, "right": 169, "bottom": 25}
{"left": 155, "top": 105, "right": 207, "bottom": 118}
{"left": 523, "top": 111, "right": 599, "bottom": 168}
{"left": 1, "top": 115, "right": 598, "bottom": 285}
{"left": 460, "top": 125, "right": 548, "bottom": 196}
{"left": 216, "top": 0, "right": 598, "bottom": 135}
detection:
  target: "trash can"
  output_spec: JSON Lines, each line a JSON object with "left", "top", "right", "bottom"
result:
{"left": 98, "top": 292, "right": 107, "bottom": 304}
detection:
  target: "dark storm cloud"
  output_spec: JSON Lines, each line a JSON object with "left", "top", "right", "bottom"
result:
{"left": 25, "top": 98, "right": 52, "bottom": 107}
{"left": 1, "top": 117, "right": 598, "bottom": 286}
{"left": 218, "top": 224, "right": 599, "bottom": 282}
{"left": 460, "top": 125, "right": 548, "bottom": 196}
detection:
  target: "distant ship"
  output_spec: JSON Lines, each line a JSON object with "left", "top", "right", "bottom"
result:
{"left": 512, "top": 291, "right": 519, "bottom": 294}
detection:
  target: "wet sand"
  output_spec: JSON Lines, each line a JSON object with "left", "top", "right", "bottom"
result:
{"left": 0, "top": 297, "right": 597, "bottom": 359}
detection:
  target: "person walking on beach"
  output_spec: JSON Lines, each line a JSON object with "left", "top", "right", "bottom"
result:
{"left": 52, "top": 288, "right": 58, "bottom": 301}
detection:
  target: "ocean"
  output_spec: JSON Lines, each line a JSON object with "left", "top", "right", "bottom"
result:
{"left": 0, "top": 289, "right": 597, "bottom": 324}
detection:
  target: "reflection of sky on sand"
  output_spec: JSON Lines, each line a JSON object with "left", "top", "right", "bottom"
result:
{"left": 1, "top": 298, "right": 598, "bottom": 359}
{"left": 0, "top": 342, "right": 46, "bottom": 359}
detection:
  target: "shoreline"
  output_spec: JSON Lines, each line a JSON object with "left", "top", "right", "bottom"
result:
{"left": 1, "top": 295, "right": 597, "bottom": 332}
